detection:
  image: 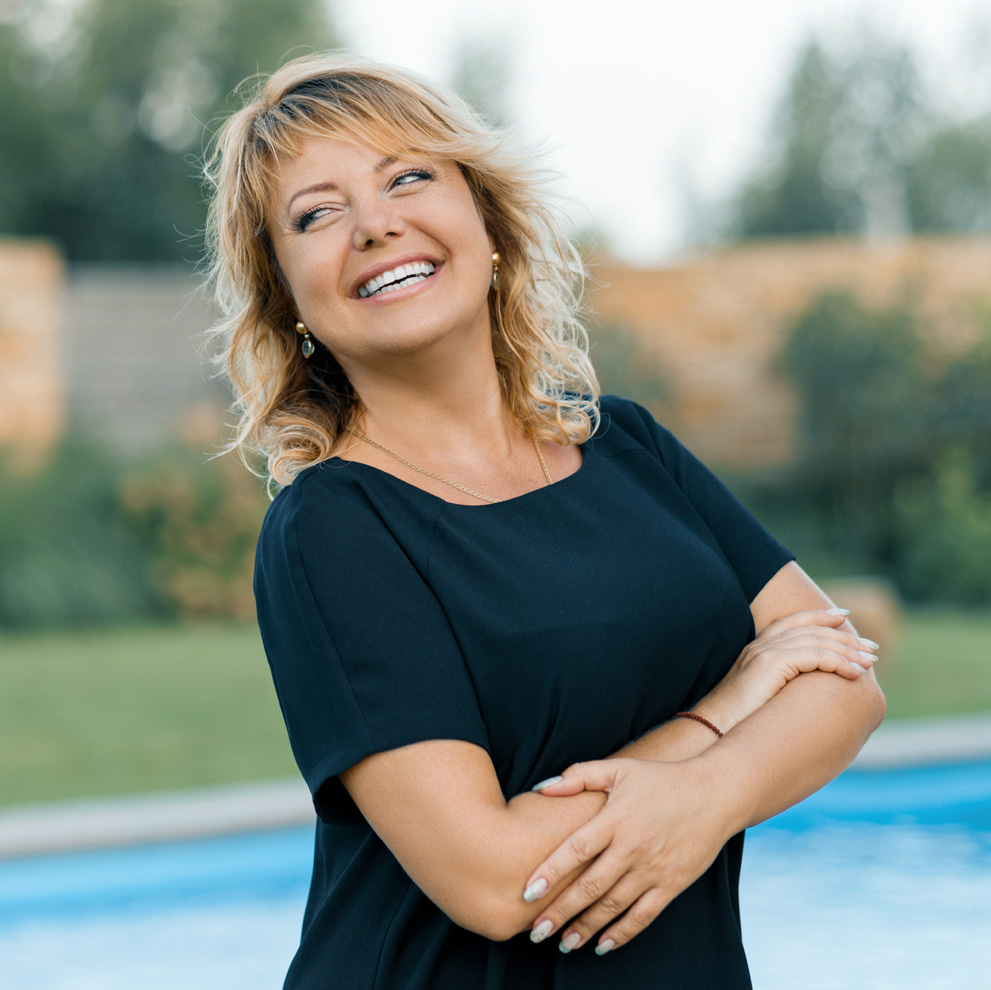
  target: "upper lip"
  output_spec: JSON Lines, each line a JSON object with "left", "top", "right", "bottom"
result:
{"left": 352, "top": 253, "right": 441, "bottom": 298}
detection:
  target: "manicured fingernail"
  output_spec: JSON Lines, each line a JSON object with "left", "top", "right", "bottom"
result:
{"left": 523, "top": 878, "right": 548, "bottom": 902}
{"left": 559, "top": 932, "right": 582, "bottom": 953}
{"left": 532, "top": 776, "right": 564, "bottom": 791}
{"left": 827, "top": 608, "right": 851, "bottom": 616}
{"left": 857, "top": 651, "right": 878, "bottom": 663}
{"left": 858, "top": 638, "right": 880, "bottom": 650}
{"left": 595, "top": 938, "right": 616, "bottom": 956}
{"left": 531, "top": 919, "right": 553, "bottom": 943}
{"left": 850, "top": 661, "right": 867, "bottom": 674}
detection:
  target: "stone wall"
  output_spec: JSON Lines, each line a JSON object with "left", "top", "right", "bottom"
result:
{"left": 63, "top": 264, "right": 227, "bottom": 455}
{"left": 0, "top": 241, "right": 64, "bottom": 467}
{"left": 589, "top": 237, "right": 991, "bottom": 469}
{"left": 4, "top": 237, "right": 989, "bottom": 469}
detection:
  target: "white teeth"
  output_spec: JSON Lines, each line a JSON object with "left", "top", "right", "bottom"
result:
{"left": 358, "top": 261, "right": 435, "bottom": 298}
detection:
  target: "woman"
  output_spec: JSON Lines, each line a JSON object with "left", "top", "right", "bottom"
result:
{"left": 204, "top": 53, "right": 885, "bottom": 989}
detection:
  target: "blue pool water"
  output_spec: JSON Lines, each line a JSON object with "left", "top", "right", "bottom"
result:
{"left": 2, "top": 761, "right": 989, "bottom": 990}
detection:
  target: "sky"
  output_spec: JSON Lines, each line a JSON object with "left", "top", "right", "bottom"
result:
{"left": 334, "top": 0, "right": 991, "bottom": 264}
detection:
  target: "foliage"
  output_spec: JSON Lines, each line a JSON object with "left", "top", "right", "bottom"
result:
{"left": 0, "top": 437, "right": 163, "bottom": 629}
{"left": 730, "top": 26, "right": 991, "bottom": 239}
{"left": 0, "top": 0, "right": 338, "bottom": 260}
{"left": 769, "top": 292, "right": 991, "bottom": 603}
{"left": 120, "top": 447, "right": 269, "bottom": 620}
{"left": 0, "top": 432, "right": 270, "bottom": 630}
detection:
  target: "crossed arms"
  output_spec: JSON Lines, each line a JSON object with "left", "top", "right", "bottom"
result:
{"left": 340, "top": 561, "right": 886, "bottom": 953}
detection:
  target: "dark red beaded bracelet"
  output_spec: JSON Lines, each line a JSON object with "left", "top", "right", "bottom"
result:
{"left": 672, "top": 711, "right": 724, "bottom": 737}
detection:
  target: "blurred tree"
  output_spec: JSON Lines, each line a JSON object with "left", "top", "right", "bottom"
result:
{"left": 767, "top": 292, "right": 991, "bottom": 602}
{"left": 0, "top": 0, "right": 338, "bottom": 260}
{"left": 728, "top": 24, "right": 991, "bottom": 240}
{"left": 906, "top": 121, "right": 991, "bottom": 232}
{"left": 448, "top": 31, "right": 515, "bottom": 130}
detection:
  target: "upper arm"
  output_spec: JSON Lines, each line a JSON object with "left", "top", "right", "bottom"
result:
{"left": 339, "top": 739, "right": 606, "bottom": 940}
{"left": 750, "top": 560, "right": 838, "bottom": 635}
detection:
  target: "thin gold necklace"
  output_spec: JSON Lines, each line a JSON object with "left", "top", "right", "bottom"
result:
{"left": 347, "top": 429, "right": 553, "bottom": 504}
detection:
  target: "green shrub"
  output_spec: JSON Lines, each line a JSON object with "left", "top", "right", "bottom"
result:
{"left": 119, "top": 448, "right": 269, "bottom": 620}
{"left": 771, "top": 291, "right": 991, "bottom": 603}
{"left": 0, "top": 438, "right": 163, "bottom": 629}
{"left": 0, "top": 433, "right": 270, "bottom": 630}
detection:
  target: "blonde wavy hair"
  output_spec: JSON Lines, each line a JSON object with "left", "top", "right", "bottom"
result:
{"left": 203, "top": 52, "right": 599, "bottom": 487}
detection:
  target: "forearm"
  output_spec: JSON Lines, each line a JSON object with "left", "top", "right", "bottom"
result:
{"left": 694, "top": 667, "right": 885, "bottom": 832}
{"left": 612, "top": 712, "right": 722, "bottom": 762}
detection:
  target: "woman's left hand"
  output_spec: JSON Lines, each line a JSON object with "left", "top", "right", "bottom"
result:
{"left": 523, "top": 757, "right": 731, "bottom": 955}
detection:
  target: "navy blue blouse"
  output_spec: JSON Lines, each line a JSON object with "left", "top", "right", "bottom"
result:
{"left": 254, "top": 396, "right": 793, "bottom": 989}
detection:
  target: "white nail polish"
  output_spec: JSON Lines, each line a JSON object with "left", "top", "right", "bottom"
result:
{"left": 595, "top": 938, "right": 616, "bottom": 956}
{"left": 531, "top": 920, "right": 553, "bottom": 943}
{"left": 850, "top": 661, "right": 867, "bottom": 674}
{"left": 827, "top": 608, "right": 851, "bottom": 616}
{"left": 559, "top": 932, "right": 581, "bottom": 954}
{"left": 857, "top": 651, "right": 877, "bottom": 663}
{"left": 858, "top": 638, "right": 880, "bottom": 650}
{"left": 532, "top": 776, "right": 564, "bottom": 791}
{"left": 523, "top": 878, "right": 548, "bottom": 902}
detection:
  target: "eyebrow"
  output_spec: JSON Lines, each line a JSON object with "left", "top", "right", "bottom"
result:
{"left": 285, "top": 156, "right": 398, "bottom": 216}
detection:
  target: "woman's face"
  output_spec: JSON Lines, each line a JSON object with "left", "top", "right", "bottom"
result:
{"left": 268, "top": 135, "right": 495, "bottom": 372}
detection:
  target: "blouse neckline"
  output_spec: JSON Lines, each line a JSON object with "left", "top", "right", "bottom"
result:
{"left": 323, "top": 439, "right": 593, "bottom": 510}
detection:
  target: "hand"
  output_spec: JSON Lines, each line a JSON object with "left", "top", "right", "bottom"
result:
{"left": 695, "top": 608, "right": 879, "bottom": 733}
{"left": 523, "top": 757, "right": 729, "bottom": 955}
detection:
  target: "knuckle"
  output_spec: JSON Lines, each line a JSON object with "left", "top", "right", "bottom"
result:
{"left": 569, "top": 834, "right": 592, "bottom": 861}
{"left": 598, "top": 892, "right": 625, "bottom": 915}
{"left": 626, "top": 903, "right": 658, "bottom": 930}
{"left": 576, "top": 874, "right": 602, "bottom": 900}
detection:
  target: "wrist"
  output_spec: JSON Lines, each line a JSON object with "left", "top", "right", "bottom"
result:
{"left": 691, "top": 690, "right": 744, "bottom": 736}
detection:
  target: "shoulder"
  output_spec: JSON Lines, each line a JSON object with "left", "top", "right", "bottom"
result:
{"left": 256, "top": 460, "right": 387, "bottom": 573}
{"left": 594, "top": 394, "right": 681, "bottom": 464}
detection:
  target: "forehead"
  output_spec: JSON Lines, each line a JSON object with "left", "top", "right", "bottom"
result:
{"left": 267, "top": 133, "right": 458, "bottom": 204}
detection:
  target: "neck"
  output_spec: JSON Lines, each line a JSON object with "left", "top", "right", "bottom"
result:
{"left": 340, "top": 331, "right": 518, "bottom": 458}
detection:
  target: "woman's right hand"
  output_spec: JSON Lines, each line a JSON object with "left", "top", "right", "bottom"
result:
{"left": 692, "top": 608, "right": 878, "bottom": 734}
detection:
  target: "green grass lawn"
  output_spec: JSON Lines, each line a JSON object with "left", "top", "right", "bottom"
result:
{"left": 0, "top": 623, "right": 296, "bottom": 808}
{"left": 1, "top": 611, "right": 989, "bottom": 808}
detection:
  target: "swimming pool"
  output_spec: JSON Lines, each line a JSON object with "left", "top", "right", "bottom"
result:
{"left": 2, "top": 760, "right": 988, "bottom": 990}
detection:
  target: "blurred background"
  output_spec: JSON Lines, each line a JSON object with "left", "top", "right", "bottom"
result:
{"left": 0, "top": 0, "right": 989, "bottom": 984}
{"left": 2, "top": 0, "right": 990, "bottom": 810}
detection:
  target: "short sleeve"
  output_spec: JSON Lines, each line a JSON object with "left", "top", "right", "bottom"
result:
{"left": 600, "top": 396, "right": 795, "bottom": 602}
{"left": 253, "top": 470, "right": 491, "bottom": 822}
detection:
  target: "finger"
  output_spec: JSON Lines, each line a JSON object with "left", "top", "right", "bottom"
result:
{"left": 778, "top": 643, "right": 878, "bottom": 679}
{"left": 594, "top": 887, "right": 674, "bottom": 955}
{"left": 554, "top": 875, "right": 646, "bottom": 953}
{"left": 529, "top": 774, "right": 585, "bottom": 797}
{"left": 523, "top": 815, "right": 615, "bottom": 905}
{"left": 531, "top": 853, "right": 637, "bottom": 942}
{"left": 553, "top": 760, "right": 622, "bottom": 794}
{"left": 765, "top": 623, "right": 879, "bottom": 654}
{"left": 758, "top": 608, "right": 851, "bottom": 639}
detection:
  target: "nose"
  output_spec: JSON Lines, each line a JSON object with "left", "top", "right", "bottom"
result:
{"left": 351, "top": 196, "right": 405, "bottom": 250}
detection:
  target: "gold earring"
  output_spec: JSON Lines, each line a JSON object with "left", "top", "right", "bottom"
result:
{"left": 490, "top": 251, "right": 500, "bottom": 292}
{"left": 295, "top": 320, "right": 315, "bottom": 359}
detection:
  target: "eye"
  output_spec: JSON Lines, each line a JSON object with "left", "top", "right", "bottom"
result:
{"left": 292, "top": 205, "right": 336, "bottom": 233}
{"left": 391, "top": 168, "right": 435, "bottom": 189}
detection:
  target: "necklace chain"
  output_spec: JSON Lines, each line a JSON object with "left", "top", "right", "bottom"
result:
{"left": 347, "top": 429, "right": 553, "bottom": 504}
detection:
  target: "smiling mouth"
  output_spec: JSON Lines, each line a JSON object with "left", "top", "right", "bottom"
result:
{"left": 358, "top": 261, "right": 436, "bottom": 298}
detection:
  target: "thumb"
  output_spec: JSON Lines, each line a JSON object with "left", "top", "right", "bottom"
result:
{"left": 532, "top": 760, "right": 620, "bottom": 796}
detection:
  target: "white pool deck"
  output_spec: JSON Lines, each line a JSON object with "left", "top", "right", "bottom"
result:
{"left": 2, "top": 711, "right": 990, "bottom": 860}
